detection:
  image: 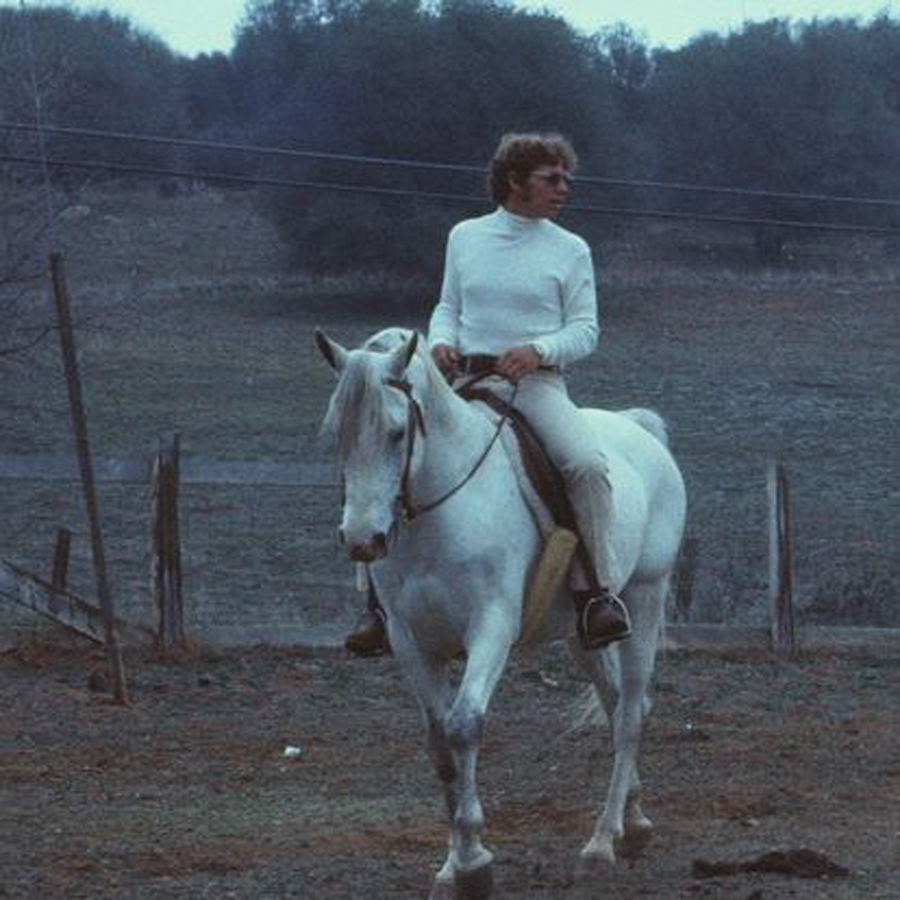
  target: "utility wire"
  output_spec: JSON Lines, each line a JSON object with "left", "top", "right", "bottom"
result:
{"left": 4, "top": 119, "right": 900, "bottom": 211}
{"left": 4, "top": 151, "right": 900, "bottom": 236}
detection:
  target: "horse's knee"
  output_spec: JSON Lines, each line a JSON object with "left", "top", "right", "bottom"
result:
{"left": 445, "top": 705, "right": 484, "bottom": 754}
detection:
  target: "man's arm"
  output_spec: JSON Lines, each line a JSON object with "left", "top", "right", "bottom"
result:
{"left": 535, "top": 243, "right": 599, "bottom": 367}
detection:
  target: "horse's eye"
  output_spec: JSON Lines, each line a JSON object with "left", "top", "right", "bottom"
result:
{"left": 388, "top": 427, "right": 405, "bottom": 445}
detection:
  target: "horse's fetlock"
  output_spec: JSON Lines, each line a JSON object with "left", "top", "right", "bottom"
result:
{"left": 454, "top": 797, "right": 485, "bottom": 837}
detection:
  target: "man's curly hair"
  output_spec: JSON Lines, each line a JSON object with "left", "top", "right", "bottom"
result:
{"left": 487, "top": 132, "right": 578, "bottom": 205}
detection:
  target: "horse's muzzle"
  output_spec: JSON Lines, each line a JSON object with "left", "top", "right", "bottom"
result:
{"left": 346, "top": 532, "right": 389, "bottom": 563}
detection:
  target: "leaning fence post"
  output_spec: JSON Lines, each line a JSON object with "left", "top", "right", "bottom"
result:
{"left": 49, "top": 526, "right": 71, "bottom": 615}
{"left": 50, "top": 252, "right": 129, "bottom": 703}
{"left": 152, "top": 432, "right": 185, "bottom": 650}
{"left": 767, "top": 460, "right": 796, "bottom": 657}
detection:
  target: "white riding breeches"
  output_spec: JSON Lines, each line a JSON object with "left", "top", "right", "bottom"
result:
{"left": 463, "top": 371, "right": 615, "bottom": 591}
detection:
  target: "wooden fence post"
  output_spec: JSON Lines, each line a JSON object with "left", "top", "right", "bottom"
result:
{"left": 50, "top": 252, "right": 129, "bottom": 703}
{"left": 49, "top": 526, "right": 71, "bottom": 614}
{"left": 152, "top": 432, "right": 185, "bottom": 650}
{"left": 768, "top": 460, "right": 796, "bottom": 657}
{"left": 673, "top": 536, "right": 698, "bottom": 622}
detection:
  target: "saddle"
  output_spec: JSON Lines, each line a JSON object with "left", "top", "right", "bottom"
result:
{"left": 457, "top": 385, "right": 576, "bottom": 530}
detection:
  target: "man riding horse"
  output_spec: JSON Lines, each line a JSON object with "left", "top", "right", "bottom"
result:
{"left": 346, "top": 131, "right": 630, "bottom": 656}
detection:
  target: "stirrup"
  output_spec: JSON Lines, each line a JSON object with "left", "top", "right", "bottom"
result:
{"left": 576, "top": 589, "right": 631, "bottom": 650}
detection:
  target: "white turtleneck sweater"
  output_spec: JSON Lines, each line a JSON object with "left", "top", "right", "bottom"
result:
{"left": 428, "top": 207, "right": 599, "bottom": 367}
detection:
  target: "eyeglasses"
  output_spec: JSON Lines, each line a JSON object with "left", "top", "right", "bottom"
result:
{"left": 532, "top": 170, "right": 574, "bottom": 188}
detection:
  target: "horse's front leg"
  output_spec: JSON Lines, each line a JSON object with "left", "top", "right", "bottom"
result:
{"left": 422, "top": 608, "right": 515, "bottom": 900}
{"left": 443, "top": 621, "right": 513, "bottom": 898}
{"left": 386, "top": 639, "right": 458, "bottom": 898}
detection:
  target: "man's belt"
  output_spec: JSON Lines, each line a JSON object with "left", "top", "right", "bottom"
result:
{"left": 458, "top": 354, "right": 500, "bottom": 375}
{"left": 458, "top": 354, "right": 559, "bottom": 375}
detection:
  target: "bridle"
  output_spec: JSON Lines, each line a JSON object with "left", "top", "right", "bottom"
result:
{"left": 386, "top": 374, "right": 516, "bottom": 522}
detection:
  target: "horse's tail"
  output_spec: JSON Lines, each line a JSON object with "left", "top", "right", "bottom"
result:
{"left": 620, "top": 407, "right": 670, "bottom": 447}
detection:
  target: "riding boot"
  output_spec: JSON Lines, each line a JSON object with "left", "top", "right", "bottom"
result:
{"left": 345, "top": 599, "right": 391, "bottom": 657}
{"left": 574, "top": 587, "right": 631, "bottom": 650}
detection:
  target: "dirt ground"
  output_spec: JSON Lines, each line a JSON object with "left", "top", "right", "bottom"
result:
{"left": 2, "top": 636, "right": 897, "bottom": 899}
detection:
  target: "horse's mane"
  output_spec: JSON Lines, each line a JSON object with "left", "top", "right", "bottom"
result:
{"left": 321, "top": 347, "right": 392, "bottom": 460}
{"left": 321, "top": 328, "right": 461, "bottom": 459}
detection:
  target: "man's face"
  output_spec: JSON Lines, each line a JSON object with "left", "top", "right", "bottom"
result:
{"left": 507, "top": 162, "right": 572, "bottom": 219}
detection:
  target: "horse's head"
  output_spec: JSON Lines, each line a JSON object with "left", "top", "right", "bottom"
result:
{"left": 316, "top": 327, "right": 425, "bottom": 562}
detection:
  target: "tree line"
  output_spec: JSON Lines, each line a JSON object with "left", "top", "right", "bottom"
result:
{"left": 3, "top": 0, "right": 900, "bottom": 275}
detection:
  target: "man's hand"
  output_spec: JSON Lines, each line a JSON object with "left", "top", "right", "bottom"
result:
{"left": 431, "top": 345, "right": 460, "bottom": 380}
{"left": 496, "top": 345, "right": 542, "bottom": 383}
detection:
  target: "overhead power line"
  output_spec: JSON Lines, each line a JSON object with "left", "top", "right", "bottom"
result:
{"left": 4, "top": 151, "right": 900, "bottom": 237}
{"left": 4, "top": 119, "right": 900, "bottom": 211}
{"left": 0, "top": 152, "right": 483, "bottom": 203}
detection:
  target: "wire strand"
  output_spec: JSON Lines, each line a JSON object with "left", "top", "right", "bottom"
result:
{"left": 3, "top": 151, "right": 900, "bottom": 237}
{"left": 4, "top": 119, "right": 900, "bottom": 211}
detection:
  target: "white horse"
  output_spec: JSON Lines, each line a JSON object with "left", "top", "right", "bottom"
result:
{"left": 316, "top": 326, "right": 687, "bottom": 900}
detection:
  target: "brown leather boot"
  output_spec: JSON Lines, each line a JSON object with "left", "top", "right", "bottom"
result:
{"left": 575, "top": 588, "right": 631, "bottom": 650}
{"left": 345, "top": 606, "right": 391, "bottom": 657}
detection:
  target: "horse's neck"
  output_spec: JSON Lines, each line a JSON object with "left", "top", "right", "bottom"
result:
{"left": 414, "top": 388, "right": 495, "bottom": 497}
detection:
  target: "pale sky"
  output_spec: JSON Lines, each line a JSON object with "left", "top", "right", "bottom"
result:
{"left": 8, "top": 0, "right": 898, "bottom": 56}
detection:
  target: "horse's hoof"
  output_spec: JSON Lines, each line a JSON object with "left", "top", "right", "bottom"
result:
{"left": 453, "top": 862, "right": 493, "bottom": 900}
{"left": 617, "top": 820, "right": 653, "bottom": 859}
{"left": 429, "top": 879, "right": 455, "bottom": 900}
{"left": 579, "top": 836, "right": 616, "bottom": 869}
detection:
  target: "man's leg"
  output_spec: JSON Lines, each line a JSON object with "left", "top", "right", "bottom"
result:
{"left": 493, "top": 373, "right": 631, "bottom": 649}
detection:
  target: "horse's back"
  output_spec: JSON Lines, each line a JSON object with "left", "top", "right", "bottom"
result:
{"left": 581, "top": 406, "right": 687, "bottom": 582}
{"left": 581, "top": 407, "right": 679, "bottom": 480}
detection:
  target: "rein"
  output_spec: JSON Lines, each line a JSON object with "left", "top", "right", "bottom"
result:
{"left": 388, "top": 373, "right": 517, "bottom": 522}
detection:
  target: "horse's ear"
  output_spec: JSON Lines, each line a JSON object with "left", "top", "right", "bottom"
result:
{"left": 403, "top": 331, "right": 419, "bottom": 370}
{"left": 388, "top": 330, "right": 419, "bottom": 378}
{"left": 315, "top": 329, "right": 348, "bottom": 372}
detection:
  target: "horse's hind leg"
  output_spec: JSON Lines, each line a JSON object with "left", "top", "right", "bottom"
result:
{"left": 580, "top": 577, "right": 666, "bottom": 867}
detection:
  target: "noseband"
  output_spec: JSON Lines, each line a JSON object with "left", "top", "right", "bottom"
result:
{"left": 386, "top": 375, "right": 514, "bottom": 522}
